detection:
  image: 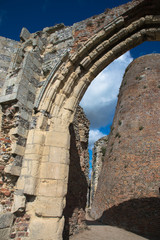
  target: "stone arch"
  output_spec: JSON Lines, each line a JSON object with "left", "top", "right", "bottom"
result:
{"left": 14, "top": 0, "right": 160, "bottom": 239}
{"left": 38, "top": 18, "right": 160, "bottom": 120}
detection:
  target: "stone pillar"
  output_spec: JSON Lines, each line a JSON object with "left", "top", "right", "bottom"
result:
{"left": 63, "top": 106, "right": 90, "bottom": 238}
{"left": 90, "top": 136, "right": 108, "bottom": 207}
{"left": 22, "top": 113, "right": 71, "bottom": 240}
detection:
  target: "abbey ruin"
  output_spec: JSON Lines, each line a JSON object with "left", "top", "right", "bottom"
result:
{"left": 0, "top": 0, "right": 160, "bottom": 239}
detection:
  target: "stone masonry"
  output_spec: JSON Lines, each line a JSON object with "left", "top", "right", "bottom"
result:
{"left": 91, "top": 54, "right": 160, "bottom": 239}
{"left": 63, "top": 106, "right": 89, "bottom": 239}
{"left": 0, "top": 0, "right": 160, "bottom": 239}
{"left": 90, "top": 136, "right": 108, "bottom": 207}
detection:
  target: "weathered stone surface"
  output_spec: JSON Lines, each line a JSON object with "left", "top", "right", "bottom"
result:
{"left": 0, "top": 36, "right": 19, "bottom": 93}
{"left": 29, "top": 216, "right": 64, "bottom": 240}
{"left": 90, "top": 136, "right": 108, "bottom": 207}
{"left": 20, "top": 27, "right": 31, "bottom": 42}
{"left": 0, "top": 213, "right": 14, "bottom": 229}
{"left": 11, "top": 194, "right": 26, "bottom": 213}
{"left": 63, "top": 106, "right": 90, "bottom": 238}
{"left": 0, "top": 228, "right": 11, "bottom": 240}
{"left": 35, "top": 196, "right": 65, "bottom": 217}
{"left": 91, "top": 54, "right": 160, "bottom": 239}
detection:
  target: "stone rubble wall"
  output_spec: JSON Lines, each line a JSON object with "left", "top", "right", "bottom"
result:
{"left": 0, "top": 37, "right": 19, "bottom": 94}
{"left": 90, "top": 136, "right": 108, "bottom": 207}
{"left": 63, "top": 106, "right": 89, "bottom": 238}
{"left": 91, "top": 54, "right": 160, "bottom": 239}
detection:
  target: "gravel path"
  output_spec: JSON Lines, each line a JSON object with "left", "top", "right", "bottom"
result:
{"left": 70, "top": 214, "right": 149, "bottom": 240}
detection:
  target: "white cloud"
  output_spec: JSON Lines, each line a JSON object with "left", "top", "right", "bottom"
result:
{"left": 89, "top": 129, "right": 105, "bottom": 150}
{"left": 80, "top": 51, "right": 133, "bottom": 129}
{"left": 80, "top": 51, "right": 133, "bottom": 152}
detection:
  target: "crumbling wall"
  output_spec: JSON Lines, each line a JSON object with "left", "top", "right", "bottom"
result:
{"left": 90, "top": 136, "right": 108, "bottom": 207}
{"left": 91, "top": 54, "right": 160, "bottom": 239}
{"left": 63, "top": 106, "right": 89, "bottom": 239}
{"left": 0, "top": 37, "right": 19, "bottom": 94}
{"left": 0, "top": 29, "right": 43, "bottom": 240}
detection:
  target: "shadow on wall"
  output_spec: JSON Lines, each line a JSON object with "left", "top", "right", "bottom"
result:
{"left": 94, "top": 197, "right": 160, "bottom": 240}
{"left": 63, "top": 123, "right": 88, "bottom": 240}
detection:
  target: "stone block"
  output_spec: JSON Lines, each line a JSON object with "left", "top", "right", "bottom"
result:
{"left": 41, "top": 154, "right": 49, "bottom": 162}
{"left": 72, "top": 81, "right": 87, "bottom": 99}
{"left": 63, "top": 96, "right": 77, "bottom": 112}
{"left": 21, "top": 159, "right": 39, "bottom": 178}
{"left": 146, "top": 29, "right": 156, "bottom": 41}
{"left": 48, "top": 146, "right": 69, "bottom": 164}
{"left": 89, "top": 49, "right": 98, "bottom": 60}
{"left": 11, "top": 194, "right": 26, "bottom": 213}
{"left": 80, "top": 56, "right": 91, "bottom": 69}
{"left": 0, "top": 93, "right": 17, "bottom": 104}
{"left": 39, "top": 162, "right": 69, "bottom": 180}
{"left": 29, "top": 216, "right": 64, "bottom": 240}
{"left": 26, "top": 130, "right": 34, "bottom": 144}
{"left": 37, "top": 179, "right": 57, "bottom": 197}
{"left": 33, "top": 130, "right": 45, "bottom": 145}
{"left": 20, "top": 27, "right": 30, "bottom": 42}
{"left": 24, "top": 176, "right": 37, "bottom": 195}
{"left": 25, "top": 143, "right": 43, "bottom": 155}
{"left": 24, "top": 153, "right": 41, "bottom": 161}
{"left": 35, "top": 196, "right": 64, "bottom": 217}
{"left": 42, "top": 146, "right": 50, "bottom": 156}
{"left": 45, "top": 130, "right": 70, "bottom": 149}
{"left": 27, "top": 100, "right": 34, "bottom": 110}
{"left": 0, "top": 228, "right": 11, "bottom": 240}
{"left": 16, "top": 175, "right": 25, "bottom": 190}
{"left": 0, "top": 213, "right": 14, "bottom": 229}
{"left": 20, "top": 108, "right": 30, "bottom": 121}
{"left": 10, "top": 126, "right": 28, "bottom": 138}
{"left": 12, "top": 143, "right": 25, "bottom": 156}
{"left": 51, "top": 104, "right": 60, "bottom": 117}
{"left": 37, "top": 37, "right": 44, "bottom": 52}
{"left": 4, "top": 163, "right": 21, "bottom": 176}
{"left": 104, "top": 23, "right": 115, "bottom": 34}
{"left": 54, "top": 93, "right": 66, "bottom": 106}
{"left": 56, "top": 179, "right": 68, "bottom": 198}
{"left": 31, "top": 54, "right": 42, "bottom": 69}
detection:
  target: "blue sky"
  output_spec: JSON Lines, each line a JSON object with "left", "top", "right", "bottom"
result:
{"left": 0, "top": 0, "right": 131, "bottom": 40}
{"left": 0, "top": 0, "right": 160, "bottom": 167}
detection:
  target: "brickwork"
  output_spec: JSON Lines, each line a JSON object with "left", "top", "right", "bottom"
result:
{"left": 91, "top": 54, "right": 160, "bottom": 239}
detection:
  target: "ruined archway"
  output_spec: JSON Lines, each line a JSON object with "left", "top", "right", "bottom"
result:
{"left": 0, "top": 0, "right": 160, "bottom": 239}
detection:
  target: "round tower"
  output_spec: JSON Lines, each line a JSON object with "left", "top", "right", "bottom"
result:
{"left": 91, "top": 54, "right": 160, "bottom": 239}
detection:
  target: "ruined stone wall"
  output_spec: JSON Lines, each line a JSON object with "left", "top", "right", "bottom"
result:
{"left": 90, "top": 136, "right": 108, "bottom": 207}
{"left": 0, "top": 37, "right": 32, "bottom": 240}
{"left": 91, "top": 54, "right": 160, "bottom": 239}
{"left": 63, "top": 106, "right": 89, "bottom": 239}
{"left": 0, "top": 37, "right": 19, "bottom": 94}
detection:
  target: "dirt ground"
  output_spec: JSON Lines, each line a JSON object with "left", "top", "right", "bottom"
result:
{"left": 70, "top": 213, "right": 149, "bottom": 240}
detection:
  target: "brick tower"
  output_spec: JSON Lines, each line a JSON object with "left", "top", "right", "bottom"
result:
{"left": 91, "top": 54, "right": 160, "bottom": 239}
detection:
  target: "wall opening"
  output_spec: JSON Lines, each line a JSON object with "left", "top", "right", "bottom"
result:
{"left": 64, "top": 41, "right": 160, "bottom": 239}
